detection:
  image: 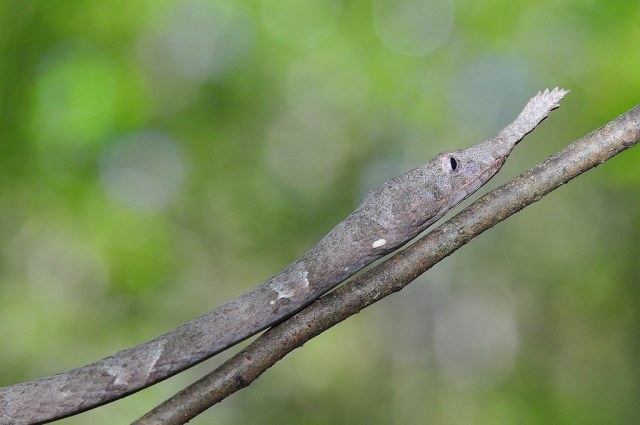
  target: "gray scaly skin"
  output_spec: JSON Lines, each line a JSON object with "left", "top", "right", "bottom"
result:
{"left": 0, "top": 88, "right": 568, "bottom": 424}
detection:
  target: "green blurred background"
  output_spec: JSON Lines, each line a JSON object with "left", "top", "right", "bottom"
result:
{"left": 1, "top": 0, "right": 639, "bottom": 423}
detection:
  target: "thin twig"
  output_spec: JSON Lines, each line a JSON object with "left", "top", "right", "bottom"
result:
{"left": 135, "top": 104, "right": 640, "bottom": 424}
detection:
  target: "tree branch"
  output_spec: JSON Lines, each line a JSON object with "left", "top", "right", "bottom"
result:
{"left": 134, "top": 104, "right": 640, "bottom": 425}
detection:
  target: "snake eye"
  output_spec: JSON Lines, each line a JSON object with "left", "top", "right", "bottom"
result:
{"left": 442, "top": 154, "right": 461, "bottom": 175}
{"left": 449, "top": 156, "right": 458, "bottom": 171}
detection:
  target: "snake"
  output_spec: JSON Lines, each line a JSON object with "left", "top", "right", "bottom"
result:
{"left": 0, "top": 88, "right": 568, "bottom": 424}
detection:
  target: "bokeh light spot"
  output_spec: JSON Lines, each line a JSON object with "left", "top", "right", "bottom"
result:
{"left": 100, "top": 130, "right": 187, "bottom": 213}
{"left": 433, "top": 288, "right": 519, "bottom": 388}
{"left": 448, "top": 57, "right": 533, "bottom": 136}
{"left": 373, "top": 0, "right": 455, "bottom": 56}
{"left": 137, "top": 1, "right": 254, "bottom": 83}
{"left": 265, "top": 105, "right": 350, "bottom": 195}
{"left": 33, "top": 43, "right": 119, "bottom": 150}
{"left": 284, "top": 45, "right": 370, "bottom": 114}
{"left": 8, "top": 219, "right": 108, "bottom": 298}
{"left": 135, "top": 1, "right": 254, "bottom": 116}
{"left": 261, "top": 0, "right": 342, "bottom": 46}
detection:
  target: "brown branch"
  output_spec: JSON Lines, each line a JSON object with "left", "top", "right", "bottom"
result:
{"left": 134, "top": 104, "right": 640, "bottom": 425}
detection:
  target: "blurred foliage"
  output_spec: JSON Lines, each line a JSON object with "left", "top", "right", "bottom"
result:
{"left": 1, "top": 0, "right": 639, "bottom": 423}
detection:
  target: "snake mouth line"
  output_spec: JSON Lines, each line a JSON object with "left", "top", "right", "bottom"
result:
{"left": 444, "top": 156, "right": 505, "bottom": 209}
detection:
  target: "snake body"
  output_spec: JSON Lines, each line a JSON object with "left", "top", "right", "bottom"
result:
{"left": 0, "top": 88, "right": 568, "bottom": 424}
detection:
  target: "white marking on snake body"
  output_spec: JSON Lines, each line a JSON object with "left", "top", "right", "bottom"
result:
{"left": 272, "top": 270, "right": 310, "bottom": 300}
{"left": 105, "top": 366, "right": 129, "bottom": 387}
{"left": 113, "top": 372, "right": 127, "bottom": 386}
{"left": 372, "top": 238, "right": 387, "bottom": 248}
{"left": 144, "top": 344, "right": 164, "bottom": 379}
{"left": 104, "top": 344, "right": 165, "bottom": 387}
